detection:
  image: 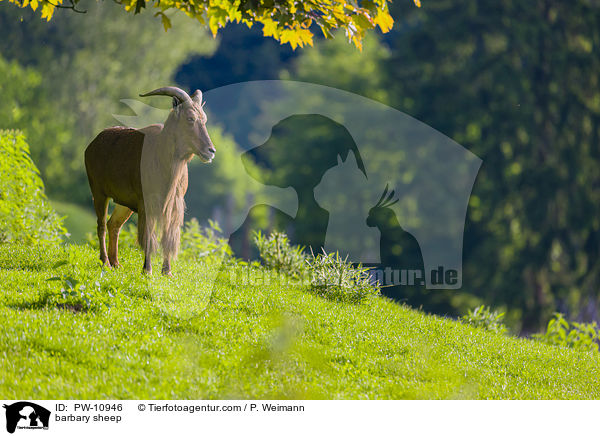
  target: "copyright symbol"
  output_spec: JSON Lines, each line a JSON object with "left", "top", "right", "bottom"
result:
{"left": 138, "top": 404, "right": 146, "bottom": 411}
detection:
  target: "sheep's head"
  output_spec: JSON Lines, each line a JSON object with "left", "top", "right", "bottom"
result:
{"left": 140, "top": 86, "right": 216, "bottom": 163}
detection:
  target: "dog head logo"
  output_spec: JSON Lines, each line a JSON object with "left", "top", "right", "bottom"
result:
{"left": 3, "top": 402, "right": 50, "bottom": 433}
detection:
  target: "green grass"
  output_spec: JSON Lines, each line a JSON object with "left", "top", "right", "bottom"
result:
{"left": 0, "top": 242, "right": 599, "bottom": 399}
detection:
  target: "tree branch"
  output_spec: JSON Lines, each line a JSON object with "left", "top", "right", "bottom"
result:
{"left": 46, "top": 0, "right": 87, "bottom": 14}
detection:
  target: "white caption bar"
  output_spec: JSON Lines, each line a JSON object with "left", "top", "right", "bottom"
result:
{"left": 0, "top": 400, "right": 596, "bottom": 436}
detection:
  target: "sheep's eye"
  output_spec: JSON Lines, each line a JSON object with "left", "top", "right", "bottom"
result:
{"left": 187, "top": 117, "right": 195, "bottom": 122}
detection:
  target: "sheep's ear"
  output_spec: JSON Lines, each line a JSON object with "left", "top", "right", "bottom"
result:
{"left": 191, "top": 89, "right": 203, "bottom": 105}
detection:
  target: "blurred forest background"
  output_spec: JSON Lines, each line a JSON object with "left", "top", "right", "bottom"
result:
{"left": 2, "top": 0, "right": 600, "bottom": 333}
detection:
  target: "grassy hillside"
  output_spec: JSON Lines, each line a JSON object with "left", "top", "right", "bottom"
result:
{"left": 0, "top": 242, "right": 599, "bottom": 399}
{"left": 50, "top": 200, "right": 98, "bottom": 244}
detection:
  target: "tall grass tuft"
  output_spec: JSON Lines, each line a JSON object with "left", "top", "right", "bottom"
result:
{"left": 461, "top": 305, "right": 508, "bottom": 334}
{"left": 307, "top": 249, "right": 380, "bottom": 304}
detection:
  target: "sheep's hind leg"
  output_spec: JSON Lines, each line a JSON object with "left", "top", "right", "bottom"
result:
{"left": 107, "top": 204, "right": 133, "bottom": 268}
{"left": 93, "top": 195, "right": 110, "bottom": 266}
{"left": 138, "top": 207, "right": 155, "bottom": 275}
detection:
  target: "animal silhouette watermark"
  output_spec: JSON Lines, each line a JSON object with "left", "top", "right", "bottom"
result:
{"left": 3, "top": 402, "right": 50, "bottom": 434}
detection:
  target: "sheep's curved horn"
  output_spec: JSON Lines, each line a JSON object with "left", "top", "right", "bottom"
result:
{"left": 139, "top": 86, "right": 192, "bottom": 106}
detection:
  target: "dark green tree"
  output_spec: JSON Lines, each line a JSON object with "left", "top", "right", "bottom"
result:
{"left": 383, "top": 0, "right": 600, "bottom": 331}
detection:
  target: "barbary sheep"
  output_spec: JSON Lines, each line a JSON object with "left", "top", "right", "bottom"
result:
{"left": 84, "top": 86, "right": 215, "bottom": 275}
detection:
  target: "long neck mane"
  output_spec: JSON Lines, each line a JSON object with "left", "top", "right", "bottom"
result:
{"left": 142, "top": 124, "right": 190, "bottom": 224}
{"left": 157, "top": 129, "right": 189, "bottom": 219}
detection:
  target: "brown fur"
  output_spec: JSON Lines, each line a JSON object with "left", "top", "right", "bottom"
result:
{"left": 85, "top": 127, "right": 144, "bottom": 269}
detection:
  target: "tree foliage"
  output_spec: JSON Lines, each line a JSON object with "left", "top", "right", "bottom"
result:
{"left": 0, "top": 2, "right": 216, "bottom": 202}
{"left": 383, "top": 0, "right": 600, "bottom": 330}
{"left": 1, "top": 0, "right": 421, "bottom": 49}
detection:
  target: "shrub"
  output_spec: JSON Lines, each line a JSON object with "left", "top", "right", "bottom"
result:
{"left": 253, "top": 231, "right": 307, "bottom": 278}
{"left": 461, "top": 305, "right": 508, "bottom": 334}
{"left": 532, "top": 313, "right": 599, "bottom": 352}
{"left": 180, "top": 219, "right": 231, "bottom": 260}
{"left": 307, "top": 249, "right": 380, "bottom": 304}
{"left": 0, "top": 130, "right": 66, "bottom": 244}
{"left": 253, "top": 231, "right": 380, "bottom": 303}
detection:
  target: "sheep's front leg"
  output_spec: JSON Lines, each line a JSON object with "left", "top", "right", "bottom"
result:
{"left": 160, "top": 221, "right": 181, "bottom": 277}
{"left": 143, "top": 255, "right": 152, "bottom": 275}
{"left": 161, "top": 259, "right": 172, "bottom": 277}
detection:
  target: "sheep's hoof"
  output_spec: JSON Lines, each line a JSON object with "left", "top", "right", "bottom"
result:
{"left": 162, "top": 270, "right": 173, "bottom": 277}
{"left": 109, "top": 260, "right": 120, "bottom": 268}
{"left": 142, "top": 268, "right": 152, "bottom": 276}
